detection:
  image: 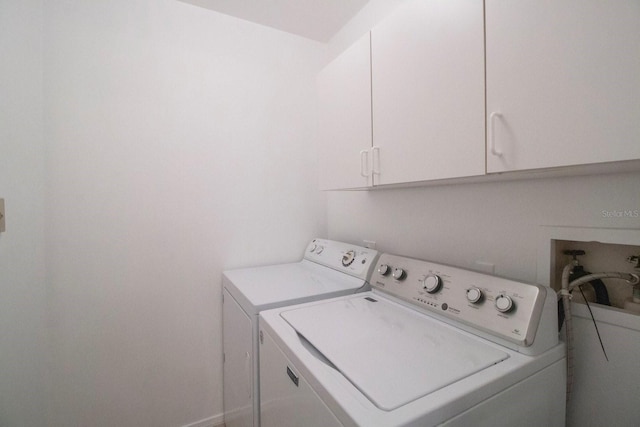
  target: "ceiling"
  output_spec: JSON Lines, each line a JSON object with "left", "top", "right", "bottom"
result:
{"left": 178, "top": 0, "right": 370, "bottom": 42}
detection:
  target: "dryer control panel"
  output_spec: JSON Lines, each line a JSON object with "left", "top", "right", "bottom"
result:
{"left": 371, "top": 254, "right": 548, "bottom": 349}
{"left": 305, "top": 239, "right": 379, "bottom": 282}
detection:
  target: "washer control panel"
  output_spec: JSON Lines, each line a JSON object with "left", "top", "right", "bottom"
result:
{"left": 371, "top": 254, "right": 547, "bottom": 347}
{"left": 305, "top": 239, "right": 379, "bottom": 281}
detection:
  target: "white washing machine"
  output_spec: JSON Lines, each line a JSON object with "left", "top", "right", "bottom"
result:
{"left": 258, "top": 253, "right": 567, "bottom": 427}
{"left": 222, "top": 239, "right": 379, "bottom": 427}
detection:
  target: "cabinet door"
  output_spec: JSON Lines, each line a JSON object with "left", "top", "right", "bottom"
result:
{"left": 486, "top": 0, "right": 640, "bottom": 173}
{"left": 317, "top": 33, "right": 373, "bottom": 190}
{"left": 371, "top": 0, "right": 485, "bottom": 185}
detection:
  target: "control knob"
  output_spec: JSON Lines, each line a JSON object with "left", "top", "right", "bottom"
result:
{"left": 423, "top": 274, "right": 442, "bottom": 293}
{"left": 466, "top": 287, "right": 483, "bottom": 304}
{"left": 392, "top": 268, "right": 406, "bottom": 281}
{"left": 341, "top": 250, "right": 355, "bottom": 267}
{"left": 495, "top": 294, "right": 514, "bottom": 313}
{"left": 378, "top": 264, "right": 391, "bottom": 276}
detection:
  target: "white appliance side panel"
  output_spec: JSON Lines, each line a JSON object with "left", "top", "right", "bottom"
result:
{"left": 260, "top": 327, "right": 344, "bottom": 427}
{"left": 223, "top": 289, "right": 255, "bottom": 427}
{"left": 281, "top": 296, "right": 509, "bottom": 411}
{"left": 441, "top": 359, "right": 565, "bottom": 427}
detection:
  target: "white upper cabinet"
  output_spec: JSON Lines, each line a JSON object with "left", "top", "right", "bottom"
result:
{"left": 317, "top": 33, "right": 373, "bottom": 190}
{"left": 371, "top": 0, "right": 485, "bottom": 185}
{"left": 318, "top": 0, "right": 639, "bottom": 190}
{"left": 486, "top": 0, "right": 640, "bottom": 173}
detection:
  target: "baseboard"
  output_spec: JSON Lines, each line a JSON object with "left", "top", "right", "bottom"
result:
{"left": 181, "top": 413, "right": 225, "bottom": 427}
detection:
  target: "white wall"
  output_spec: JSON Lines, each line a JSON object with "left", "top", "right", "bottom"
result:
{"left": 43, "top": 1, "right": 326, "bottom": 426}
{"left": 325, "top": 0, "right": 404, "bottom": 62}
{"left": 327, "top": 172, "right": 640, "bottom": 282}
{"left": 0, "top": 0, "right": 49, "bottom": 425}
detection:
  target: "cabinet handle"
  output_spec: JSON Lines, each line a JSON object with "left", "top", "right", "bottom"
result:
{"left": 489, "top": 111, "right": 503, "bottom": 157}
{"left": 360, "top": 149, "right": 370, "bottom": 177}
{"left": 372, "top": 146, "right": 381, "bottom": 176}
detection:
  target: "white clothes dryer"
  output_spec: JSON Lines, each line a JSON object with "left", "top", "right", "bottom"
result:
{"left": 222, "top": 239, "right": 379, "bottom": 427}
{"left": 259, "top": 253, "right": 566, "bottom": 427}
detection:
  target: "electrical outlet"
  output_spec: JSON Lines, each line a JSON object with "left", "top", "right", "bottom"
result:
{"left": 363, "top": 240, "right": 376, "bottom": 249}
{"left": 0, "top": 198, "right": 5, "bottom": 232}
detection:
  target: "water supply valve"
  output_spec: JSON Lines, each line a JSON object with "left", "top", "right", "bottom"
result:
{"left": 563, "top": 249, "right": 586, "bottom": 261}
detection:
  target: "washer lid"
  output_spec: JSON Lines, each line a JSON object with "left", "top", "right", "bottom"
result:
{"left": 281, "top": 295, "right": 509, "bottom": 411}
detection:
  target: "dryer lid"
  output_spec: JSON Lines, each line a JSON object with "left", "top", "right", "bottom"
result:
{"left": 224, "top": 261, "right": 366, "bottom": 315}
{"left": 281, "top": 295, "right": 509, "bottom": 411}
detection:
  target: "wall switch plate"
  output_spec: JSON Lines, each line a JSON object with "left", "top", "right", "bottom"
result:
{"left": 0, "top": 198, "right": 5, "bottom": 232}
